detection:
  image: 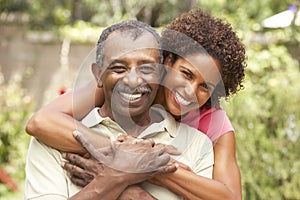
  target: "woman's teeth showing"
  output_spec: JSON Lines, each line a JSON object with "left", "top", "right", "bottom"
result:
{"left": 175, "top": 92, "right": 191, "bottom": 106}
{"left": 120, "top": 92, "right": 142, "bottom": 101}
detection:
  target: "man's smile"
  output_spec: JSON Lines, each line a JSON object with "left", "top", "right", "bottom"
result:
{"left": 115, "top": 85, "right": 152, "bottom": 102}
{"left": 119, "top": 92, "right": 143, "bottom": 101}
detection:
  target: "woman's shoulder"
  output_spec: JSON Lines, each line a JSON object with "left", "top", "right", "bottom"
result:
{"left": 181, "top": 107, "right": 226, "bottom": 124}
{"left": 200, "top": 107, "right": 234, "bottom": 141}
{"left": 181, "top": 107, "right": 234, "bottom": 141}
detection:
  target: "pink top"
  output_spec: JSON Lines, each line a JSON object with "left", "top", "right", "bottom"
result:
{"left": 180, "top": 107, "right": 234, "bottom": 142}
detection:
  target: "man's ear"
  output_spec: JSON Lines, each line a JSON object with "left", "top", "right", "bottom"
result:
{"left": 92, "top": 63, "right": 103, "bottom": 88}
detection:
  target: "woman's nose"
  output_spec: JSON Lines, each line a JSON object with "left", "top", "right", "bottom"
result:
{"left": 184, "top": 83, "right": 198, "bottom": 99}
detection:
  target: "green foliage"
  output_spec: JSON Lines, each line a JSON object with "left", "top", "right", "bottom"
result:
{"left": 0, "top": 0, "right": 29, "bottom": 12}
{"left": 28, "top": 0, "right": 72, "bottom": 29}
{"left": 0, "top": 69, "right": 34, "bottom": 196}
{"left": 0, "top": 0, "right": 295, "bottom": 31}
{"left": 1, "top": 0, "right": 300, "bottom": 199}
{"left": 58, "top": 20, "right": 103, "bottom": 43}
{"left": 226, "top": 36, "right": 300, "bottom": 199}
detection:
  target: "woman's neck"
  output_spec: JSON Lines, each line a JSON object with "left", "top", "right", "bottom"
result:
{"left": 153, "top": 86, "right": 166, "bottom": 107}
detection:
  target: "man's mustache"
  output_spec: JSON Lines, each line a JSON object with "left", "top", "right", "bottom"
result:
{"left": 114, "top": 85, "right": 152, "bottom": 94}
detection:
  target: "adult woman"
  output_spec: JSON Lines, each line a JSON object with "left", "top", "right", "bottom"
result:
{"left": 26, "top": 8, "right": 246, "bottom": 199}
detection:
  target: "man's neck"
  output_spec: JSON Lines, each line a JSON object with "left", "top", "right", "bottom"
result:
{"left": 98, "top": 106, "right": 163, "bottom": 137}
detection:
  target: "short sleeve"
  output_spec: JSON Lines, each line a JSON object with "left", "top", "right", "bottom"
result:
{"left": 180, "top": 108, "right": 234, "bottom": 142}
{"left": 199, "top": 108, "right": 234, "bottom": 142}
{"left": 24, "top": 138, "right": 69, "bottom": 200}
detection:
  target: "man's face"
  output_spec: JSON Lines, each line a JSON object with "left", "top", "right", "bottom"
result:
{"left": 95, "top": 30, "right": 161, "bottom": 119}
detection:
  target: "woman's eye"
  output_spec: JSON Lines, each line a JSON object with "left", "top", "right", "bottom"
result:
{"left": 182, "top": 70, "right": 193, "bottom": 79}
{"left": 200, "top": 83, "right": 209, "bottom": 90}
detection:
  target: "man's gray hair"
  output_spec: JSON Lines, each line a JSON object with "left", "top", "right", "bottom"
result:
{"left": 96, "top": 20, "right": 163, "bottom": 67}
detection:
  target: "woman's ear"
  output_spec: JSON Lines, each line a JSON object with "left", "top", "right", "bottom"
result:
{"left": 92, "top": 63, "right": 103, "bottom": 88}
{"left": 164, "top": 54, "right": 173, "bottom": 68}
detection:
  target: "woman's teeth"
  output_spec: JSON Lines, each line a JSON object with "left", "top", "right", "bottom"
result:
{"left": 175, "top": 92, "right": 191, "bottom": 106}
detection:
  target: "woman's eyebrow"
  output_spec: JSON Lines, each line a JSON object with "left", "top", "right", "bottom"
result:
{"left": 180, "top": 65, "right": 194, "bottom": 75}
{"left": 180, "top": 65, "right": 191, "bottom": 71}
{"left": 206, "top": 82, "right": 216, "bottom": 89}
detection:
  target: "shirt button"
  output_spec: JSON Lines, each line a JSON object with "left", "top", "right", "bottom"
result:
{"left": 103, "top": 120, "right": 111, "bottom": 125}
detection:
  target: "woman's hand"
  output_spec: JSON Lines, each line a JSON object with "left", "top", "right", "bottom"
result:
{"left": 148, "top": 160, "right": 192, "bottom": 187}
{"left": 73, "top": 131, "right": 173, "bottom": 173}
{"left": 61, "top": 133, "right": 179, "bottom": 187}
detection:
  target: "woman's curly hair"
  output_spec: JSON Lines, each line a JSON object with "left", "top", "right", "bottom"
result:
{"left": 161, "top": 8, "right": 247, "bottom": 108}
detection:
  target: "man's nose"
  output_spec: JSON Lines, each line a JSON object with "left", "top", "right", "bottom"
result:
{"left": 123, "top": 68, "right": 143, "bottom": 88}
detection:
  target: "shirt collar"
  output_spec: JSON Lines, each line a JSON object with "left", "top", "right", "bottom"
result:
{"left": 138, "top": 106, "right": 178, "bottom": 138}
{"left": 81, "top": 107, "right": 107, "bottom": 127}
{"left": 81, "top": 106, "right": 179, "bottom": 138}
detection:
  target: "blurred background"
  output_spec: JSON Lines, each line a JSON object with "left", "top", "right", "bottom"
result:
{"left": 0, "top": 0, "right": 300, "bottom": 199}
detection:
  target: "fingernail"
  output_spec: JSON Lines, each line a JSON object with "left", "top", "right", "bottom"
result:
{"left": 62, "top": 153, "right": 66, "bottom": 158}
{"left": 175, "top": 163, "right": 179, "bottom": 168}
{"left": 61, "top": 162, "right": 65, "bottom": 167}
{"left": 73, "top": 130, "right": 78, "bottom": 137}
{"left": 110, "top": 136, "right": 116, "bottom": 142}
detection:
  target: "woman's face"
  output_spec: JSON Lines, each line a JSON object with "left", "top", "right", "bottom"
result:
{"left": 163, "top": 53, "right": 221, "bottom": 116}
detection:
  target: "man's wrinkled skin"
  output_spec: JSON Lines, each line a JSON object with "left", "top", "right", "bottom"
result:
{"left": 63, "top": 131, "right": 178, "bottom": 200}
{"left": 70, "top": 130, "right": 177, "bottom": 173}
{"left": 62, "top": 153, "right": 161, "bottom": 200}
{"left": 62, "top": 132, "right": 180, "bottom": 186}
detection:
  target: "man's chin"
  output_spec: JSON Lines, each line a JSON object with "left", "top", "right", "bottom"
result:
{"left": 112, "top": 105, "right": 150, "bottom": 119}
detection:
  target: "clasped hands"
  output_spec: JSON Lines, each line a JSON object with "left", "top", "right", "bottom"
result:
{"left": 61, "top": 130, "right": 181, "bottom": 199}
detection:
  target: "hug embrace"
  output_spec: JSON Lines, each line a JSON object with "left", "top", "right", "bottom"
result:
{"left": 25, "top": 8, "right": 246, "bottom": 200}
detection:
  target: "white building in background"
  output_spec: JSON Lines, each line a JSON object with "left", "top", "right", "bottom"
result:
{"left": 262, "top": 5, "right": 300, "bottom": 28}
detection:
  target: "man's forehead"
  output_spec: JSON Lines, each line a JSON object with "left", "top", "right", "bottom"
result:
{"left": 104, "top": 30, "right": 159, "bottom": 56}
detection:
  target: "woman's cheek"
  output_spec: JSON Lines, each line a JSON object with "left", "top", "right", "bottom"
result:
{"left": 197, "top": 92, "right": 211, "bottom": 107}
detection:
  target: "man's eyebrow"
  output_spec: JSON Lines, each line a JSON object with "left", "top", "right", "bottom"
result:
{"left": 108, "top": 59, "right": 128, "bottom": 66}
{"left": 108, "top": 59, "right": 158, "bottom": 66}
{"left": 138, "top": 60, "right": 158, "bottom": 64}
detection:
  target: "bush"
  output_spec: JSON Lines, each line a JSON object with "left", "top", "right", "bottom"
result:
{"left": 0, "top": 68, "right": 34, "bottom": 196}
{"left": 226, "top": 42, "right": 300, "bottom": 199}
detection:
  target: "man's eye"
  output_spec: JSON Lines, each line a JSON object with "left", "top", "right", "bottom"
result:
{"left": 111, "top": 66, "right": 126, "bottom": 73}
{"left": 139, "top": 65, "right": 157, "bottom": 74}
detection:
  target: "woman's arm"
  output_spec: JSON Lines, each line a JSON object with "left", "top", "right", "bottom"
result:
{"left": 25, "top": 80, "right": 105, "bottom": 154}
{"left": 150, "top": 131, "right": 242, "bottom": 200}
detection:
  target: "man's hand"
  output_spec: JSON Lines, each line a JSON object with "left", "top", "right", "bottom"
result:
{"left": 62, "top": 153, "right": 177, "bottom": 187}
{"left": 154, "top": 143, "right": 181, "bottom": 155}
{"left": 61, "top": 153, "right": 101, "bottom": 187}
{"left": 62, "top": 131, "right": 178, "bottom": 187}
{"left": 73, "top": 130, "right": 174, "bottom": 173}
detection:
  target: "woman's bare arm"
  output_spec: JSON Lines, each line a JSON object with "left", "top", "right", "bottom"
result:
{"left": 61, "top": 131, "right": 241, "bottom": 199}
{"left": 25, "top": 80, "right": 105, "bottom": 154}
{"left": 150, "top": 131, "right": 242, "bottom": 200}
